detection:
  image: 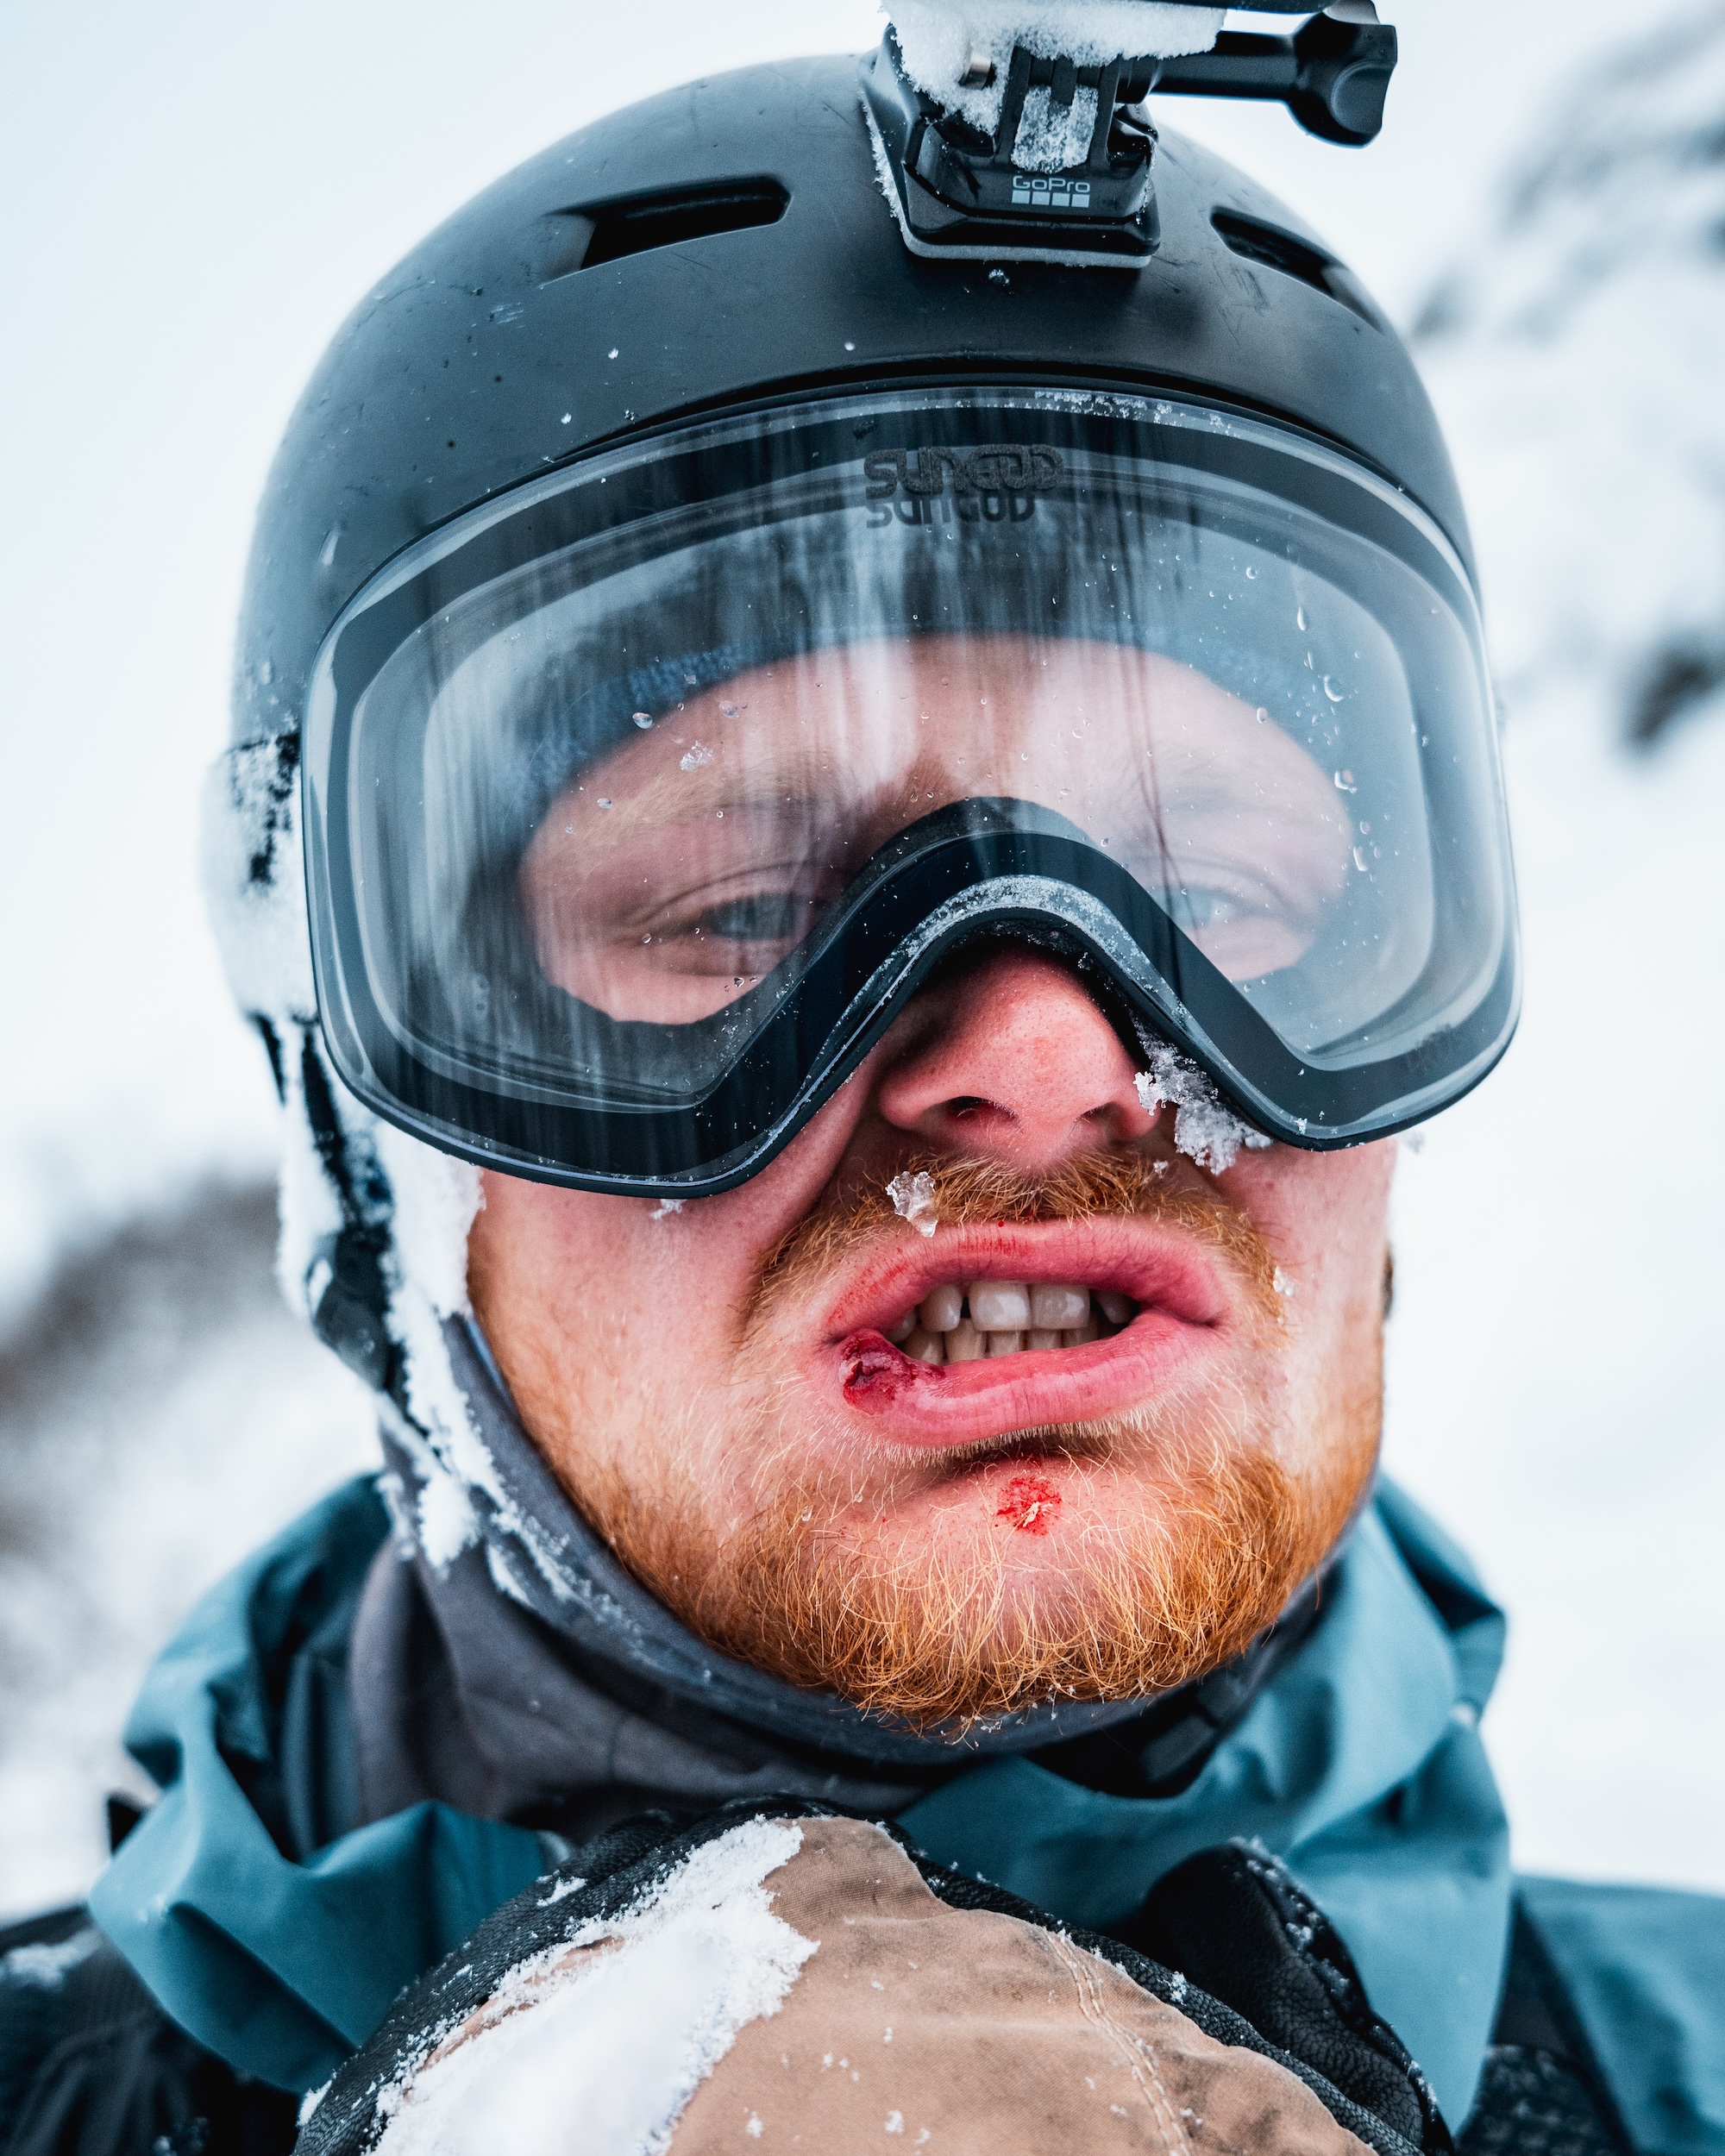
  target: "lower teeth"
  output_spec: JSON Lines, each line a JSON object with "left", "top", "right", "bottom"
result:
{"left": 886, "top": 1286, "right": 1134, "bottom": 1365}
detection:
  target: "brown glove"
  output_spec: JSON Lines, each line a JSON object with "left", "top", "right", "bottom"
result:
{"left": 297, "top": 1802, "right": 1432, "bottom": 2156}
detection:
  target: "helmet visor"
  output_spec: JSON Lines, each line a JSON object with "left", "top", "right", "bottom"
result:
{"left": 304, "top": 387, "right": 1517, "bottom": 1188}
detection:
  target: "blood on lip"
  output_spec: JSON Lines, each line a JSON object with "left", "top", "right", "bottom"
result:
{"left": 997, "top": 1473, "right": 1062, "bottom": 1535}
{"left": 842, "top": 1333, "right": 936, "bottom": 1404}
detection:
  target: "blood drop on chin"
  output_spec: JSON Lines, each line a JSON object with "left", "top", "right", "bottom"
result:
{"left": 996, "top": 1474, "right": 1062, "bottom": 1535}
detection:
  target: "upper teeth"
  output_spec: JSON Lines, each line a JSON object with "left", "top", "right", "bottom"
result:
{"left": 885, "top": 1282, "right": 1137, "bottom": 1364}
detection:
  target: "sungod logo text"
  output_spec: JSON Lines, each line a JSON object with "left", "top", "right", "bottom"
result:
{"left": 862, "top": 444, "right": 1064, "bottom": 500}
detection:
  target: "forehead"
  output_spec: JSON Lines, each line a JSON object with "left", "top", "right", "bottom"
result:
{"left": 572, "top": 632, "right": 1326, "bottom": 786}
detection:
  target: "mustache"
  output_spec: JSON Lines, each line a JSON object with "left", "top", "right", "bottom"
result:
{"left": 747, "top": 1148, "right": 1283, "bottom": 1331}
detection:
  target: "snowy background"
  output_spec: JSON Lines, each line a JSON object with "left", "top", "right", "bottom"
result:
{"left": 2, "top": 0, "right": 1722, "bottom": 1919}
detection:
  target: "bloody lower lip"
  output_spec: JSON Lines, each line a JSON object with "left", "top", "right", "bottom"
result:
{"left": 836, "top": 1315, "right": 1211, "bottom": 1447}
{"left": 819, "top": 1224, "right": 1229, "bottom": 1451}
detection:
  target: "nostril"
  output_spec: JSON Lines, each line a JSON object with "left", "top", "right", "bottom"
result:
{"left": 872, "top": 951, "right": 1157, "bottom": 1156}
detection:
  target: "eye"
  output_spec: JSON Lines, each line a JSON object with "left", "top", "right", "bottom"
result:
{"left": 1156, "top": 886, "right": 1242, "bottom": 930}
{"left": 693, "top": 892, "right": 824, "bottom": 943}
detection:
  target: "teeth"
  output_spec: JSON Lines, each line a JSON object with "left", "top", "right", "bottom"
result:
{"left": 881, "top": 1282, "right": 1138, "bottom": 1365}
{"left": 919, "top": 1282, "right": 964, "bottom": 1334}
{"left": 969, "top": 1281, "right": 1032, "bottom": 1331}
{"left": 945, "top": 1319, "right": 987, "bottom": 1363}
{"left": 1029, "top": 1282, "right": 1089, "bottom": 1329}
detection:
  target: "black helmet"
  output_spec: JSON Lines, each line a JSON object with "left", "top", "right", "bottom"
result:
{"left": 228, "top": 23, "right": 1516, "bottom": 1198}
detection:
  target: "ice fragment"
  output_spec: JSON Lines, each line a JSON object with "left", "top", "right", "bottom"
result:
{"left": 888, "top": 1170, "right": 939, "bottom": 1237}
{"left": 1133, "top": 1040, "right": 1273, "bottom": 1175}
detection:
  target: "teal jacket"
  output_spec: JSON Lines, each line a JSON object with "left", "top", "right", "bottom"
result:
{"left": 78, "top": 1476, "right": 1725, "bottom": 2153}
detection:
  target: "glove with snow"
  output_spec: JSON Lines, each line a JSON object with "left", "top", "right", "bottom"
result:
{"left": 295, "top": 1801, "right": 1442, "bottom": 2156}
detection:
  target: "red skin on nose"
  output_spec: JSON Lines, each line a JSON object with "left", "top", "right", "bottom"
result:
{"left": 997, "top": 1474, "right": 1062, "bottom": 1535}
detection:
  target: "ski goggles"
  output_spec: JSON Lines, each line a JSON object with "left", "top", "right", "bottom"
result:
{"left": 302, "top": 386, "right": 1518, "bottom": 1192}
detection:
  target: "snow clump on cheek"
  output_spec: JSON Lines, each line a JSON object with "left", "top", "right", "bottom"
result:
{"left": 1133, "top": 1040, "right": 1274, "bottom": 1177}
{"left": 373, "top": 1123, "right": 482, "bottom": 1324}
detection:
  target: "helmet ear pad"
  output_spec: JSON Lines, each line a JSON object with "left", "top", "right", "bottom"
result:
{"left": 203, "top": 727, "right": 497, "bottom": 1557}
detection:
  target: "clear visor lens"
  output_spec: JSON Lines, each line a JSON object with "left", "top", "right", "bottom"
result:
{"left": 305, "top": 389, "right": 1515, "bottom": 1177}
{"left": 519, "top": 632, "right": 1349, "bottom": 1024}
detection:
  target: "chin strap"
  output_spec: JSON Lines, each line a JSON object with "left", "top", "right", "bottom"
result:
{"left": 292, "top": 1025, "right": 405, "bottom": 1407}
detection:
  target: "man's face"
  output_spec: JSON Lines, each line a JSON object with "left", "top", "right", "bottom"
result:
{"left": 468, "top": 639, "right": 1391, "bottom": 1729}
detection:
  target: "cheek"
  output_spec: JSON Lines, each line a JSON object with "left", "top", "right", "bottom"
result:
{"left": 1228, "top": 1141, "right": 1393, "bottom": 1270}
{"left": 1219, "top": 1140, "right": 1395, "bottom": 1358}
{"left": 468, "top": 1094, "right": 875, "bottom": 1385}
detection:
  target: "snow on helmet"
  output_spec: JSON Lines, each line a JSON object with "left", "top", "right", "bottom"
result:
{"left": 204, "top": 8, "right": 1516, "bottom": 1587}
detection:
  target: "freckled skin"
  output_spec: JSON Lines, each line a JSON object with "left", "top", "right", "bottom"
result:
{"left": 468, "top": 948, "right": 1396, "bottom": 1626}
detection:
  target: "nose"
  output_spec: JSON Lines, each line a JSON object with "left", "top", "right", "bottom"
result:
{"left": 872, "top": 950, "right": 1158, "bottom": 1173}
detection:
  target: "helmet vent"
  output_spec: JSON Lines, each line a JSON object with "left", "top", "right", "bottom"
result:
{"left": 554, "top": 179, "right": 790, "bottom": 276}
{"left": 1210, "top": 210, "right": 1383, "bottom": 329}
